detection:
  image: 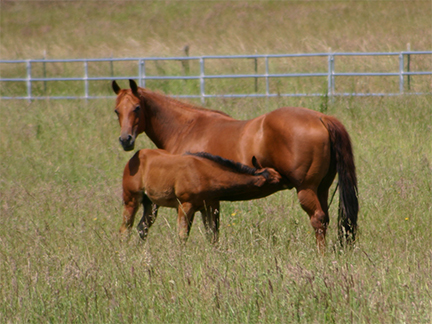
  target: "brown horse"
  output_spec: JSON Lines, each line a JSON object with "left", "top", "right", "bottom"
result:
{"left": 121, "top": 149, "right": 282, "bottom": 242}
{"left": 112, "top": 79, "right": 358, "bottom": 249}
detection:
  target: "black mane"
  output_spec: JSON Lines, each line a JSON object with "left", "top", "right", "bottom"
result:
{"left": 186, "top": 152, "right": 258, "bottom": 176}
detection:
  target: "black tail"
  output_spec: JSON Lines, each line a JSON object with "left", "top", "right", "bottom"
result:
{"left": 322, "top": 116, "right": 359, "bottom": 245}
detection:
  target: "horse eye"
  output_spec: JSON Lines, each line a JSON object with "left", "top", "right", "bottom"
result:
{"left": 114, "top": 109, "right": 119, "bottom": 116}
{"left": 134, "top": 106, "right": 140, "bottom": 113}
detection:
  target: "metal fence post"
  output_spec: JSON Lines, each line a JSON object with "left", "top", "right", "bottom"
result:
{"left": 43, "top": 53, "right": 47, "bottom": 95}
{"left": 110, "top": 56, "right": 114, "bottom": 78}
{"left": 138, "top": 59, "right": 145, "bottom": 87}
{"left": 254, "top": 56, "right": 258, "bottom": 93}
{"left": 265, "top": 56, "right": 269, "bottom": 97}
{"left": 26, "top": 60, "right": 32, "bottom": 102}
{"left": 407, "top": 53, "right": 411, "bottom": 91}
{"left": 399, "top": 53, "right": 404, "bottom": 94}
{"left": 332, "top": 55, "right": 335, "bottom": 96}
{"left": 200, "top": 57, "right": 205, "bottom": 104}
{"left": 142, "top": 60, "right": 146, "bottom": 88}
{"left": 327, "top": 54, "right": 334, "bottom": 97}
{"left": 84, "top": 60, "right": 89, "bottom": 100}
{"left": 327, "top": 54, "right": 332, "bottom": 97}
{"left": 406, "top": 43, "right": 411, "bottom": 91}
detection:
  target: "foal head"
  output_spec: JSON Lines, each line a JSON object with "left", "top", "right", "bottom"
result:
{"left": 252, "top": 156, "right": 282, "bottom": 185}
{"left": 112, "top": 79, "right": 144, "bottom": 151}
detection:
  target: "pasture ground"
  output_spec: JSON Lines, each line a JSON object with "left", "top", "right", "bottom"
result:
{"left": 1, "top": 96, "right": 431, "bottom": 323}
{"left": 1, "top": 1, "right": 431, "bottom": 323}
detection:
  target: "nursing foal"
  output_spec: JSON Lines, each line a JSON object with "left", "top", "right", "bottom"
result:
{"left": 120, "top": 149, "right": 282, "bottom": 243}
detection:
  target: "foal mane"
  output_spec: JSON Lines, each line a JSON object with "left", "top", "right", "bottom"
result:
{"left": 186, "top": 152, "right": 258, "bottom": 176}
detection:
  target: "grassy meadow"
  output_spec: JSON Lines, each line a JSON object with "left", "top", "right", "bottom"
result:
{"left": 1, "top": 1, "right": 432, "bottom": 323}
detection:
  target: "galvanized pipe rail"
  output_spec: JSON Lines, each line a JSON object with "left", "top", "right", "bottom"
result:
{"left": 1, "top": 51, "right": 430, "bottom": 102}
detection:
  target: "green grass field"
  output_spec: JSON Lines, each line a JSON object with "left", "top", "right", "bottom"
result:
{"left": 1, "top": 1, "right": 432, "bottom": 323}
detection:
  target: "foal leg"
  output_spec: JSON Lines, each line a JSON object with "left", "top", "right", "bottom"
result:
{"left": 119, "top": 191, "right": 143, "bottom": 235}
{"left": 200, "top": 201, "right": 220, "bottom": 244}
{"left": 136, "top": 195, "right": 159, "bottom": 241}
{"left": 297, "top": 187, "right": 329, "bottom": 252}
{"left": 177, "top": 202, "right": 196, "bottom": 243}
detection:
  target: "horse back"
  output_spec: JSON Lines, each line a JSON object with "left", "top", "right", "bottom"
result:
{"left": 163, "top": 106, "right": 332, "bottom": 188}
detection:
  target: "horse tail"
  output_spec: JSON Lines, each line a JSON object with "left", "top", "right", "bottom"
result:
{"left": 321, "top": 116, "right": 359, "bottom": 245}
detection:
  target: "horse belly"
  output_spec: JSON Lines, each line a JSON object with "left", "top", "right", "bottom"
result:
{"left": 144, "top": 188, "right": 178, "bottom": 208}
{"left": 143, "top": 169, "right": 178, "bottom": 207}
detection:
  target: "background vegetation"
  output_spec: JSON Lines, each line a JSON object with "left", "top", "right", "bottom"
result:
{"left": 1, "top": 1, "right": 431, "bottom": 323}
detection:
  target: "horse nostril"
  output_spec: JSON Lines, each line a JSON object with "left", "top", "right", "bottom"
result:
{"left": 119, "top": 135, "right": 133, "bottom": 144}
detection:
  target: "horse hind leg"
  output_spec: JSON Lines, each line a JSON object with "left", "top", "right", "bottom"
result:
{"left": 200, "top": 201, "right": 220, "bottom": 244}
{"left": 317, "top": 172, "right": 334, "bottom": 242}
{"left": 297, "top": 187, "right": 329, "bottom": 252}
{"left": 136, "top": 195, "right": 159, "bottom": 241}
{"left": 177, "top": 202, "right": 196, "bottom": 243}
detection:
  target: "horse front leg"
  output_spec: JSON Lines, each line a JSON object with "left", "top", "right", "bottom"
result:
{"left": 177, "top": 202, "right": 196, "bottom": 243}
{"left": 119, "top": 191, "right": 143, "bottom": 236}
{"left": 136, "top": 195, "right": 159, "bottom": 241}
{"left": 200, "top": 201, "right": 220, "bottom": 244}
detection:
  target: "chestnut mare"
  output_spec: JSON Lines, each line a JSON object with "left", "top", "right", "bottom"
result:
{"left": 112, "top": 79, "right": 358, "bottom": 249}
{"left": 121, "top": 149, "right": 282, "bottom": 243}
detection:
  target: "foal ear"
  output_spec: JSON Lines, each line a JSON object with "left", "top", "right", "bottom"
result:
{"left": 252, "top": 156, "right": 263, "bottom": 169}
{"left": 129, "top": 79, "right": 139, "bottom": 97}
{"left": 112, "top": 80, "right": 121, "bottom": 94}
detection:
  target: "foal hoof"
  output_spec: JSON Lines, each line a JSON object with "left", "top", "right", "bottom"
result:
{"left": 137, "top": 228, "right": 148, "bottom": 241}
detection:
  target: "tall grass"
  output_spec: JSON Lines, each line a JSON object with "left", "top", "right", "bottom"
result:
{"left": 1, "top": 96, "right": 431, "bottom": 323}
{"left": 1, "top": 1, "right": 432, "bottom": 323}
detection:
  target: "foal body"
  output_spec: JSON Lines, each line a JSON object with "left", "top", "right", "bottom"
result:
{"left": 120, "top": 149, "right": 282, "bottom": 242}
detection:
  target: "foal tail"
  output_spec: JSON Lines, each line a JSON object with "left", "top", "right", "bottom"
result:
{"left": 321, "top": 116, "right": 359, "bottom": 245}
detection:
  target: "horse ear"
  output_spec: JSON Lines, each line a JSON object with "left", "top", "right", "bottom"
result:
{"left": 252, "top": 156, "right": 263, "bottom": 169}
{"left": 112, "top": 80, "right": 121, "bottom": 94}
{"left": 129, "top": 79, "right": 139, "bottom": 97}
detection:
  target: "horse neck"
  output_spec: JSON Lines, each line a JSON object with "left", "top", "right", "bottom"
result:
{"left": 141, "top": 90, "right": 220, "bottom": 150}
{"left": 142, "top": 94, "right": 194, "bottom": 149}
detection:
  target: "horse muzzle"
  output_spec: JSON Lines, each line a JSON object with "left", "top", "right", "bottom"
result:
{"left": 119, "top": 135, "right": 135, "bottom": 151}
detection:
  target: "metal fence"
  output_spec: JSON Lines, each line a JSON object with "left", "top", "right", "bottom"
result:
{"left": 1, "top": 51, "right": 431, "bottom": 103}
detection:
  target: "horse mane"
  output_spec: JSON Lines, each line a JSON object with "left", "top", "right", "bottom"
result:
{"left": 186, "top": 152, "right": 258, "bottom": 176}
{"left": 138, "top": 88, "right": 231, "bottom": 117}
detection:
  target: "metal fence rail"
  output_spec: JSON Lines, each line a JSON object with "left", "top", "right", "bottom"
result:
{"left": 1, "top": 51, "right": 431, "bottom": 102}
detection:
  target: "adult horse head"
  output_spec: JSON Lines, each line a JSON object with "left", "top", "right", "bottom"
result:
{"left": 112, "top": 80, "right": 144, "bottom": 151}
